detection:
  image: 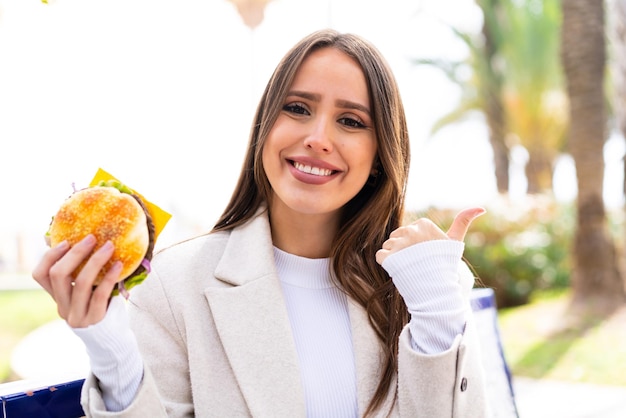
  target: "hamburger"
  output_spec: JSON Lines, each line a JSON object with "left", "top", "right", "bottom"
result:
{"left": 47, "top": 180, "right": 156, "bottom": 296}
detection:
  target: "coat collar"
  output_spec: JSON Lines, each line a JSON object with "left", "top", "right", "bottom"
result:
{"left": 205, "top": 207, "right": 306, "bottom": 416}
{"left": 205, "top": 207, "right": 393, "bottom": 416}
{"left": 213, "top": 206, "right": 275, "bottom": 286}
{"left": 349, "top": 298, "right": 397, "bottom": 416}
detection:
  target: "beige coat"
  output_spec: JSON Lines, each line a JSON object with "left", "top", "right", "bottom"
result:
{"left": 81, "top": 208, "right": 488, "bottom": 417}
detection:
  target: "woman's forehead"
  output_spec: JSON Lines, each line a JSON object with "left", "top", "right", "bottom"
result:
{"left": 289, "top": 48, "right": 369, "bottom": 104}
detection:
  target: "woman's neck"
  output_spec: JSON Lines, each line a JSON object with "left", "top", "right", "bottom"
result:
{"left": 268, "top": 201, "right": 339, "bottom": 259}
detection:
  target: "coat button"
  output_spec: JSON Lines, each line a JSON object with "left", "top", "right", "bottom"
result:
{"left": 460, "top": 377, "right": 468, "bottom": 392}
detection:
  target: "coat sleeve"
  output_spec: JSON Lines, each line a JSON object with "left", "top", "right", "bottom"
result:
{"left": 81, "top": 366, "right": 168, "bottom": 417}
{"left": 396, "top": 261, "right": 490, "bottom": 418}
{"left": 80, "top": 267, "right": 194, "bottom": 417}
{"left": 396, "top": 308, "right": 490, "bottom": 418}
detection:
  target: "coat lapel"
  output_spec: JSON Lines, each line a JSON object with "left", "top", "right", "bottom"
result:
{"left": 204, "top": 209, "right": 306, "bottom": 417}
{"left": 349, "top": 298, "right": 398, "bottom": 416}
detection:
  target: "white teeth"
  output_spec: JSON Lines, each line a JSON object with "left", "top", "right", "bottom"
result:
{"left": 294, "top": 162, "right": 333, "bottom": 176}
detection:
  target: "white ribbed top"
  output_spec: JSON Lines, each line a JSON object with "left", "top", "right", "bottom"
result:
{"left": 273, "top": 247, "right": 358, "bottom": 418}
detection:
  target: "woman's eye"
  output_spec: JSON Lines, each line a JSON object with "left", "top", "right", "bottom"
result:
{"left": 283, "top": 103, "right": 309, "bottom": 115}
{"left": 339, "top": 117, "right": 366, "bottom": 129}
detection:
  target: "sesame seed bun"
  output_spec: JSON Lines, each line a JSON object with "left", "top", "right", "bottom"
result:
{"left": 48, "top": 185, "right": 154, "bottom": 286}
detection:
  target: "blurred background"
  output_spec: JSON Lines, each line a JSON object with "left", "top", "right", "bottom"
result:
{"left": 1, "top": 0, "right": 626, "bottom": 416}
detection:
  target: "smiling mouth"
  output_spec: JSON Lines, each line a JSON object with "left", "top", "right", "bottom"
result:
{"left": 291, "top": 161, "right": 336, "bottom": 177}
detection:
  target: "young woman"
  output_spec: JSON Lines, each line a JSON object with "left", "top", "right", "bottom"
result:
{"left": 33, "top": 29, "right": 488, "bottom": 417}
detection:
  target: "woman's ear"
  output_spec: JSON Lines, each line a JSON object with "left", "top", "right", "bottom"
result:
{"left": 370, "top": 157, "right": 382, "bottom": 177}
{"left": 367, "top": 162, "right": 381, "bottom": 187}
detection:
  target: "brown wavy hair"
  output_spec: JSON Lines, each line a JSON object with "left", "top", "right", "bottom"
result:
{"left": 213, "top": 29, "right": 410, "bottom": 416}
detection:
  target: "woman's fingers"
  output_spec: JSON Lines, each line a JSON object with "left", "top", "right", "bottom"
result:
{"left": 376, "top": 208, "right": 486, "bottom": 266}
{"left": 32, "top": 240, "right": 71, "bottom": 294}
{"left": 375, "top": 248, "right": 390, "bottom": 265}
{"left": 32, "top": 234, "right": 122, "bottom": 328}
{"left": 65, "top": 241, "right": 120, "bottom": 327}
{"left": 48, "top": 235, "right": 98, "bottom": 318}
{"left": 446, "top": 207, "right": 486, "bottom": 242}
{"left": 85, "top": 261, "right": 122, "bottom": 325}
{"left": 33, "top": 234, "right": 121, "bottom": 326}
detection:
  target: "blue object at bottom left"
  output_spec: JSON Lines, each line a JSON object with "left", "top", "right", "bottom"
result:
{"left": 1, "top": 378, "right": 85, "bottom": 418}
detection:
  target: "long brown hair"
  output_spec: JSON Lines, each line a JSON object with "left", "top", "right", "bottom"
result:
{"left": 213, "top": 29, "right": 411, "bottom": 416}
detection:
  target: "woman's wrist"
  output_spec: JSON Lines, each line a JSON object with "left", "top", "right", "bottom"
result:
{"left": 72, "top": 296, "right": 144, "bottom": 411}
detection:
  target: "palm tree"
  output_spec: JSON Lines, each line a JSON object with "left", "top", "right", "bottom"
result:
{"left": 611, "top": 0, "right": 626, "bottom": 138}
{"left": 499, "top": 0, "right": 566, "bottom": 194}
{"left": 413, "top": 0, "right": 565, "bottom": 195}
{"left": 476, "top": 0, "right": 509, "bottom": 193}
{"left": 413, "top": 0, "right": 510, "bottom": 193}
{"left": 610, "top": 0, "right": 626, "bottom": 196}
{"left": 561, "top": 0, "right": 625, "bottom": 310}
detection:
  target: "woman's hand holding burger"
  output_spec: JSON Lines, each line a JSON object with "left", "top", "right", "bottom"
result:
{"left": 32, "top": 181, "right": 155, "bottom": 328}
{"left": 32, "top": 234, "right": 122, "bottom": 328}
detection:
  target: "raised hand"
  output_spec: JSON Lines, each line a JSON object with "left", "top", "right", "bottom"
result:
{"left": 375, "top": 207, "right": 485, "bottom": 265}
{"left": 32, "top": 235, "right": 122, "bottom": 328}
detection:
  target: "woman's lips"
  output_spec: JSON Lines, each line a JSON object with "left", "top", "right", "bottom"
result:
{"left": 287, "top": 158, "right": 341, "bottom": 185}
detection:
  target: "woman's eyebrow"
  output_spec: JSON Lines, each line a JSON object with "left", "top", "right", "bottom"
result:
{"left": 287, "top": 90, "right": 320, "bottom": 101}
{"left": 335, "top": 99, "right": 371, "bottom": 117}
{"left": 287, "top": 91, "right": 371, "bottom": 116}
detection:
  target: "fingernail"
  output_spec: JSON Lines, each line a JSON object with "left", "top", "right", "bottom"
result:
{"left": 110, "top": 261, "right": 124, "bottom": 280}
{"left": 55, "top": 240, "right": 70, "bottom": 250}
{"left": 99, "top": 241, "right": 114, "bottom": 253}
{"left": 110, "top": 260, "right": 123, "bottom": 273}
{"left": 83, "top": 234, "right": 97, "bottom": 245}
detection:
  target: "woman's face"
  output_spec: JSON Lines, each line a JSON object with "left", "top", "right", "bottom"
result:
{"left": 262, "top": 47, "right": 377, "bottom": 220}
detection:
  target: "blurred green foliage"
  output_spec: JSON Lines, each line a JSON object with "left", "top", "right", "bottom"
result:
{"left": 0, "top": 289, "right": 58, "bottom": 383}
{"left": 465, "top": 199, "right": 573, "bottom": 307}
{"left": 408, "top": 197, "right": 575, "bottom": 308}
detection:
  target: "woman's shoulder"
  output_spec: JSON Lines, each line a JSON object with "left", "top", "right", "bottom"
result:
{"left": 151, "top": 230, "right": 231, "bottom": 276}
{"left": 129, "top": 230, "right": 232, "bottom": 311}
{"left": 142, "top": 209, "right": 272, "bottom": 294}
{"left": 156, "top": 229, "right": 230, "bottom": 258}
{"left": 153, "top": 207, "right": 269, "bottom": 264}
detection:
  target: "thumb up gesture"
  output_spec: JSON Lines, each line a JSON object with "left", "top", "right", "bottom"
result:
{"left": 375, "top": 207, "right": 485, "bottom": 265}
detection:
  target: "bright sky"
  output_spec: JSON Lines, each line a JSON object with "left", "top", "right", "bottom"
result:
{"left": 0, "top": 0, "right": 622, "bottom": 268}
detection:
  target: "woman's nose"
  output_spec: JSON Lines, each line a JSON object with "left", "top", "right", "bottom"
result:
{"left": 303, "top": 117, "right": 333, "bottom": 153}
